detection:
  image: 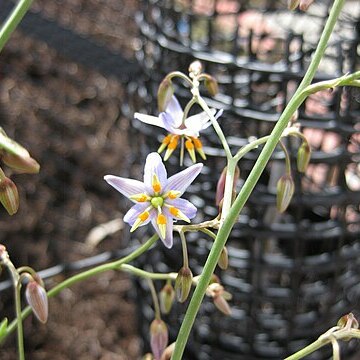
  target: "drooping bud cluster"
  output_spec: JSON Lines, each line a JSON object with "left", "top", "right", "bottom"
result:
{"left": 0, "top": 127, "right": 40, "bottom": 215}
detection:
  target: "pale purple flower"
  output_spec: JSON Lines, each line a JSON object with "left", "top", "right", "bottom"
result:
{"left": 134, "top": 96, "right": 222, "bottom": 162}
{"left": 104, "top": 152, "right": 202, "bottom": 248}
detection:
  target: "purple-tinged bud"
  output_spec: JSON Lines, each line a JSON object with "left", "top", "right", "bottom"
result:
{"left": 188, "top": 60, "right": 202, "bottom": 76}
{"left": 299, "top": 0, "right": 315, "bottom": 11}
{"left": 160, "top": 342, "right": 175, "bottom": 360}
{"left": 157, "top": 78, "right": 174, "bottom": 112}
{"left": 150, "top": 319, "right": 168, "bottom": 360}
{"left": 0, "top": 176, "right": 19, "bottom": 215}
{"left": 215, "top": 166, "right": 240, "bottom": 206}
{"left": 276, "top": 174, "right": 295, "bottom": 213}
{"left": 218, "top": 246, "right": 229, "bottom": 270}
{"left": 297, "top": 141, "right": 311, "bottom": 173}
{"left": 174, "top": 267, "right": 193, "bottom": 303}
{"left": 203, "top": 74, "right": 219, "bottom": 96}
{"left": 0, "top": 318, "right": 8, "bottom": 339}
{"left": 2, "top": 152, "right": 40, "bottom": 174}
{"left": 213, "top": 293, "right": 232, "bottom": 316}
{"left": 159, "top": 283, "right": 175, "bottom": 315}
{"left": 206, "top": 283, "right": 232, "bottom": 316}
{"left": 25, "top": 280, "right": 48, "bottom": 324}
{"left": 288, "top": 0, "right": 300, "bottom": 10}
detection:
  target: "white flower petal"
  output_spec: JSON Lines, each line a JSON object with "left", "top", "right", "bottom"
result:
{"left": 104, "top": 175, "right": 146, "bottom": 200}
{"left": 123, "top": 203, "right": 152, "bottom": 226}
{"left": 143, "top": 152, "right": 168, "bottom": 194}
{"left": 164, "top": 163, "right": 203, "bottom": 195}
{"left": 151, "top": 214, "right": 174, "bottom": 248}
{"left": 134, "top": 113, "right": 165, "bottom": 128}
{"left": 165, "top": 96, "right": 183, "bottom": 126}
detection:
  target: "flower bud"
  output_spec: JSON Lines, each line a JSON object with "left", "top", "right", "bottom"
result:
{"left": 159, "top": 283, "right": 175, "bottom": 315}
{"left": 25, "top": 280, "right": 48, "bottom": 324}
{"left": 206, "top": 283, "right": 232, "bottom": 316}
{"left": 174, "top": 266, "right": 193, "bottom": 303}
{"left": 2, "top": 152, "right": 40, "bottom": 174}
{"left": 203, "top": 74, "right": 219, "bottom": 96}
{"left": 215, "top": 166, "right": 240, "bottom": 206}
{"left": 299, "top": 0, "right": 315, "bottom": 11}
{"left": 157, "top": 78, "right": 174, "bottom": 112}
{"left": 213, "top": 293, "right": 232, "bottom": 316}
{"left": 297, "top": 141, "right": 311, "bottom": 173}
{"left": 218, "top": 246, "right": 229, "bottom": 270}
{"left": 288, "top": 0, "right": 300, "bottom": 10}
{"left": 150, "top": 319, "right": 168, "bottom": 360}
{"left": 188, "top": 60, "right": 202, "bottom": 76}
{"left": 0, "top": 176, "right": 19, "bottom": 215}
{"left": 337, "top": 313, "right": 359, "bottom": 330}
{"left": 276, "top": 174, "right": 295, "bottom": 213}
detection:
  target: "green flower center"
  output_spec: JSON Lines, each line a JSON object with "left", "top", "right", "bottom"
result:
{"left": 151, "top": 196, "right": 164, "bottom": 208}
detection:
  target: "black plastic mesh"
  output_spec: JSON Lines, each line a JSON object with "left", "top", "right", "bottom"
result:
{"left": 125, "top": 0, "right": 360, "bottom": 359}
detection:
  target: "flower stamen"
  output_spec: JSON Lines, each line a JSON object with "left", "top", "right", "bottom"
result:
{"left": 158, "top": 134, "right": 172, "bottom": 154}
{"left": 164, "top": 135, "right": 179, "bottom": 161}
{"left": 169, "top": 206, "right": 190, "bottom": 223}
{"left": 130, "top": 193, "right": 150, "bottom": 202}
{"left": 130, "top": 210, "right": 150, "bottom": 232}
{"left": 192, "top": 137, "right": 206, "bottom": 160}
{"left": 157, "top": 213, "right": 167, "bottom": 239}
{"left": 185, "top": 139, "right": 196, "bottom": 163}
{"left": 152, "top": 174, "right": 162, "bottom": 194}
{"left": 163, "top": 190, "right": 181, "bottom": 199}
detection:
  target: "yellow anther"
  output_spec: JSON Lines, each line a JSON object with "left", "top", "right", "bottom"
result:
{"left": 168, "top": 136, "right": 179, "bottom": 150}
{"left": 152, "top": 174, "right": 162, "bottom": 193}
{"left": 169, "top": 206, "right": 190, "bottom": 223}
{"left": 157, "top": 213, "right": 167, "bottom": 225}
{"left": 192, "top": 137, "right": 206, "bottom": 160}
{"left": 130, "top": 193, "right": 149, "bottom": 202}
{"left": 158, "top": 134, "right": 172, "bottom": 154}
{"left": 185, "top": 139, "right": 196, "bottom": 163}
{"left": 166, "top": 190, "right": 181, "bottom": 199}
{"left": 130, "top": 211, "right": 150, "bottom": 232}
{"left": 157, "top": 213, "right": 167, "bottom": 239}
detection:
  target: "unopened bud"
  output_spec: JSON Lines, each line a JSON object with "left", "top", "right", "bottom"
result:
{"left": 188, "top": 60, "right": 202, "bottom": 76}
{"left": 2, "top": 152, "right": 40, "bottom": 174}
{"left": 25, "top": 280, "right": 48, "bottom": 324}
{"left": 157, "top": 78, "right": 174, "bottom": 112}
{"left": 218, "top": 246, "right": 229, "bottom": 270}
{"left": 203, "top": 74, "right": 219, "bottom": 96}
{"left": 160, "top": 342, "right": 175, "bottom": 360}
{"left": 337, "top": 313, "right": 359, "bottom": 330}
{"left": 299, "top": 0, "right": 315, "bottom": 11}
{"left": 288, "top": 0, "right": 300, "bottom": 10}
{"left": 297, "top": 141, "right": 311, "bottom": 173}
{"left": 159, "top": 283, "right": 175, "bottom": 315}
{"left": 276, "top": 174, "right": 295, "bottom": 213}
{"left": 150, "top": 319, "right": 168, "bottom": 360}
{"left": 215, "top": 166, "right": 240, "bottom": 206}
{"left": 174, "top": 267, "right": 193, "bottom": 303}
{"left": 0, "top": 176, "right": 19, "bottom": 215}
{"left": 213, "top": 293, "right": 232, "bottom": 316}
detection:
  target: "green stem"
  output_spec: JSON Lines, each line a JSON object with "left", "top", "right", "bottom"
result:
{"left": 148, "top": 279, "right": 161, "bottom": 320}
{"left": 279, "top": 140, "right": 292, "bottom": 175}
{"left": 195, "top": 95, "right": 232, "bottom": 161}
{"left": 0, "top": 0, "right": 33, "bottom": 53}
{"left": 179, "top": 231, "right": 189, "bottom": 268}
{"left": 4, "top": 234, "right": 159, "bottom": 341}
{"left": 14, "top": 283, "right": 25, "bottom": 360}
{"left": 121, "top": 264, "right": 176, "bottom": 281}
{"left": 171, "top": 0, "right": 345, "bottom": 358}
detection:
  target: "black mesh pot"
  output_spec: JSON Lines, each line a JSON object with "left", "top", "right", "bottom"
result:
{"left": 124, "top": 1, "right": 360, "bottom": 359}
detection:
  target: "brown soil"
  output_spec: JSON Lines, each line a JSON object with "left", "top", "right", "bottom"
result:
{"left": 0, "top": 1, "right": 142, "bottom": 359}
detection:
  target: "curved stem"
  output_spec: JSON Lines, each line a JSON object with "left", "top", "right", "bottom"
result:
{"left": 179, "top": 231, "right": 189, "bottom": 268}
{"left": 14, "top": 283, "right": 25, "bottom": 360}
{"left": 148, "top": 279, "right": 161, "bottom": 320}
{"left": 4, "top": 234, "right": 159, "bottom": 341}
{"left": 279, "top": 140, "right": 292, "bottom": 175}
{"left": 171, "top": 0, "right": 345, "bottom": 358}
{"left": 195, "top": 95, "right": 232, "bottom": 161}
{"left": 121, "top": 264, "right": 176, "bottom": 281}
{"left": 0, "top": 0, "right": 33, "bottom": 53}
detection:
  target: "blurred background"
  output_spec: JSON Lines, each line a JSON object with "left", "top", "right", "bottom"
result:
{"left": 0, "top": 0, "right": 359, "bottom": 359}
